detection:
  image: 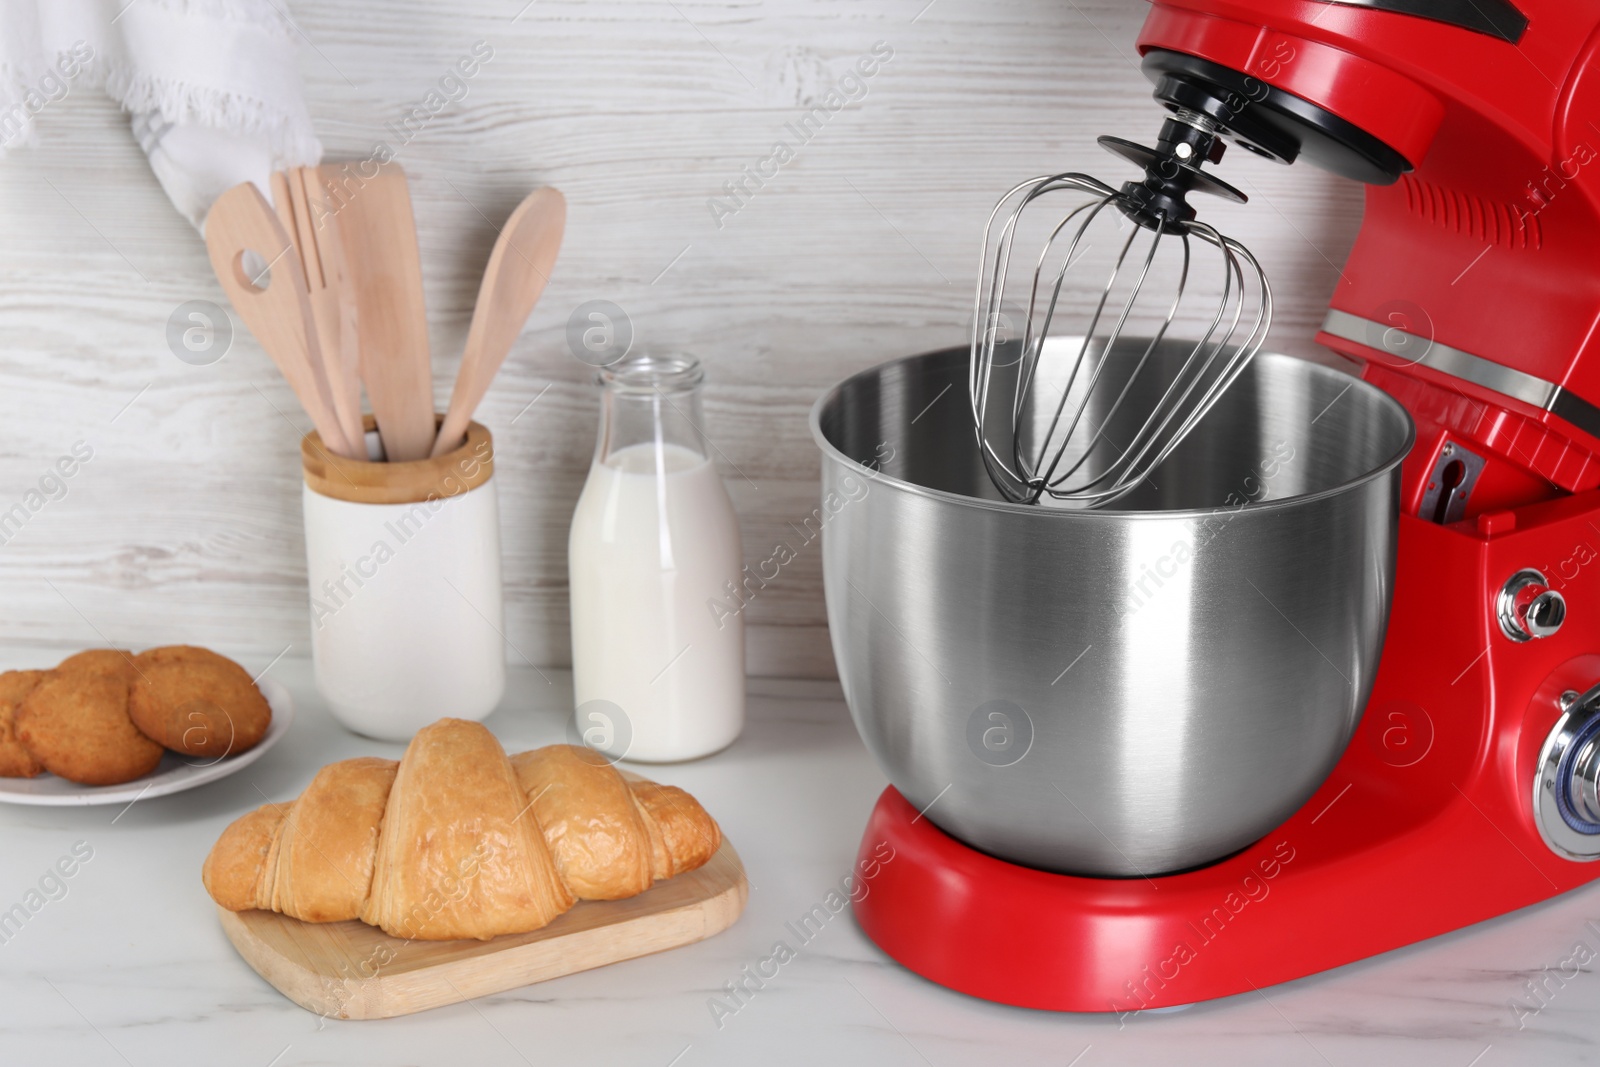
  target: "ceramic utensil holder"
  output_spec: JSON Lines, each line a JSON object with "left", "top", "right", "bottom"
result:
{"left": 301, "top": 417, "right": 505, "bottom": 741}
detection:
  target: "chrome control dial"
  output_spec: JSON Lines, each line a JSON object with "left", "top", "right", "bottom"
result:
{"left": 1499, "top": 569, "right": 1566, "bottom": 643}
{"left": 1534, "top": 686, "right": 1600, "bottom": 860}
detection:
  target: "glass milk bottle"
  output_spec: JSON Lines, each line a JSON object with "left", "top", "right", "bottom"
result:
{"left": 568, "top": 354, "right": 745, "bottom": 761}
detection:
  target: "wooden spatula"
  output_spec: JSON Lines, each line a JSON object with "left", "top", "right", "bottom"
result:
{"left": 205, "top": 182, "right": 358, "bottom": 459}
{"left": 323, "top": 161, "right": 437, "bottom": 462}
{"left": 432, "top": 187, "right": 567, "bottom": 457}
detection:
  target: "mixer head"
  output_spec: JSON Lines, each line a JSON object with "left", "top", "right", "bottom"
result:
{"left": 969, "top": 111, "right": 1273, "bottom": 508}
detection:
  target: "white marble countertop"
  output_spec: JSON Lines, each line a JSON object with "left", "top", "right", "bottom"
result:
{"left": 3, "top": 653, "right": 1600, "bottom": 1066}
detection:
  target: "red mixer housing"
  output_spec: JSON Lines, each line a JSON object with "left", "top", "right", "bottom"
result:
{"left": 853, "top": 0, "right": 1600, "bottom": 1010}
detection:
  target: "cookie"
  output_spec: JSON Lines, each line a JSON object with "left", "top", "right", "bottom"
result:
{"left": 0, "top": 670, "right": 47, "bottom": 777}
{"left": 128, "top": 646, "right": 271, "bottom": 759}
{"left": 55, "top": 648, "right": 140, "bottom": 684}
{"left": 15, "top": 671, "right": 164, "bottom": 785}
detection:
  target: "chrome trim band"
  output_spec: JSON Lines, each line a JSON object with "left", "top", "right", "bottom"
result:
{"left": 1320, "top": 308, "right": 1600, "bottom": 442}
{"left": 1321, "top": 308, "right": 1553, "bottom": 407}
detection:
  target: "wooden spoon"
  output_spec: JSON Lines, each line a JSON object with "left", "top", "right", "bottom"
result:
{"left": 431, "top": 187, "right": 567, "bottom": 457}
{"left": 205, "top": 181, "right": 357, "bottom": 458}
{"left": 323, "top": 161, "right": 437, "bottom": 462}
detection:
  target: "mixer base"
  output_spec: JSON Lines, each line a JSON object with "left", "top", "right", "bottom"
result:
{"left": 853, "top": 496, "right": 1600, "bottom": 1010}
{"left": 853, "top": 782, "right": 1598, "bottom": 1013}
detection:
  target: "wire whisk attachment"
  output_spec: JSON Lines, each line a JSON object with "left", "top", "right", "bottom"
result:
{"left": 969, "top": 119, "right": 1273, "bottom": 508}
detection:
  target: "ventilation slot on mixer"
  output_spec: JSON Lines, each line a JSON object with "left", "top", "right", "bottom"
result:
{"left": 1401, "top": 175, "right": 1542, "bottom": 251}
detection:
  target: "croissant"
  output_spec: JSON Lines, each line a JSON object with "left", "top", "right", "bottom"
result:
{"left": 202, "top": 718, "right": 721, "bottom": 940}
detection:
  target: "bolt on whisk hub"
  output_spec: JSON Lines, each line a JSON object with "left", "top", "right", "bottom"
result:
{"left": 968, "top": 119, "right": 1272, "bottom": 508}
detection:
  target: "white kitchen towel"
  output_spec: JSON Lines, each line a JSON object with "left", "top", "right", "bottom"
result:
{"left": 0, "top": 0, "right": 321, "bottom": 228}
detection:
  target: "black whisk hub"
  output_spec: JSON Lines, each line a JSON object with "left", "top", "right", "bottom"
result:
{"left": 1098, "top": 117, "right": 1248, "bottom": 233}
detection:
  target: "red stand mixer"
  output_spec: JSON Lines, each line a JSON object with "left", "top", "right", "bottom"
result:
{"left": 848, "top": 0, "right": 1600, "bottom": 1012}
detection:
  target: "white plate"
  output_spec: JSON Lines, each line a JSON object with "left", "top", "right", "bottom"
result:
{"left": 0, "top": 678, "right": 295, "bottom": 806}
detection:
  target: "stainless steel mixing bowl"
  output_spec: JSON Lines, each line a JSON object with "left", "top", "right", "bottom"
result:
{"left": 810, "top": 338, "right": 1414, "bottom": 876}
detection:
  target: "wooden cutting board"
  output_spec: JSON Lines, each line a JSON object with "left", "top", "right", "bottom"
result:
{"left": 218, "top": 837, "right": 747, "bottom": 1020}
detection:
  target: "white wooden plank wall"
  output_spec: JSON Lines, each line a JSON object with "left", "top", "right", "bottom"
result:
{"left": 0, "top": 0, "right": 1364, "bottom": 677}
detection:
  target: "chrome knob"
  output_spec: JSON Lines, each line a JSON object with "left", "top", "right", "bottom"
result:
{"left": 1498, "top": 569, "right": 1566, "bottom": 642}
{"left": 1535, "top": 685, "right": 1600, "bottom": 860}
